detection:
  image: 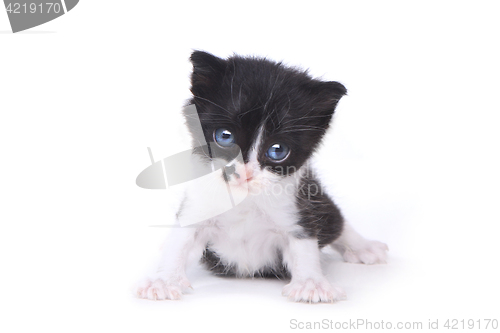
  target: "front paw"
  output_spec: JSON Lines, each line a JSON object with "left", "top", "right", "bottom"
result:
{"left": 136, "top": 276, "right": 192, "bottom": 300}
{"left": 339, "top": 240, "right": 389, "bottom": 265}
{"left": 282, "top": 278, "right": 346, "bottom": 303}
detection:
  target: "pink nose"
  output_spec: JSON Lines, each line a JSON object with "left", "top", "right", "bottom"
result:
{"left": 243, "top": 168, "right": 254, "bottom": 181}
{"left": 236, "top": 165, "right": 254, "bottom": 183}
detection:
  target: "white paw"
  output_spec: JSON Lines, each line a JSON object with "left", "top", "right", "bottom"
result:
{"left": 136, "top": 275, "right": 192, "bottom": 300}
{"left": 282, "top": 278, "right": 346, "bottom": 303}
{"left": 337, "top": 240, "right": 389, "bottom": 264}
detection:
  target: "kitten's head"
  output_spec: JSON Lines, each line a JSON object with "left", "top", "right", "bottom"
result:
{"left": 185, "top": 51, "right": 346, "bottom": 192}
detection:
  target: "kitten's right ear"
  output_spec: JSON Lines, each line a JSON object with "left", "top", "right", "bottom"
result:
{"left": 190, "top": 51, "right": 227, "bottom": 90}
{"left": 190, "top": 51, "right": 226, "bottom": 74}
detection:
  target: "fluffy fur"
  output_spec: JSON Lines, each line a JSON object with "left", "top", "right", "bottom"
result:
{"left": 136, "top": 51, "right": 388, "bottom": 303}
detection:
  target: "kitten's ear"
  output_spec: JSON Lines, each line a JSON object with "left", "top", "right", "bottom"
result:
{"left": 311, "top": 81, "right": 347, "bottom": 114}
{"left": 300, "top": 81, "right": 346, "bottom": 130}
{"left": 190, "top": 51, "right": 227, "bottom": 90}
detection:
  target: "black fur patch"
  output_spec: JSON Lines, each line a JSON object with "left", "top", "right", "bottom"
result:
{"left": 296, "top": 169, "right": 344, "bottom": 247}
{"left": 200, "top": 247, "right": 291, "bottom": 279}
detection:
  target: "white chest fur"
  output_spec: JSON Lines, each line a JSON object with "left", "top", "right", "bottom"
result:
{"left": 192, "top": 175, "right": 303, "bottom": 276}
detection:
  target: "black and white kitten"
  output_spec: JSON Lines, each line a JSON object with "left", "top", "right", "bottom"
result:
{"left": 137, "top": 51, "right": 388, "bottom": 303}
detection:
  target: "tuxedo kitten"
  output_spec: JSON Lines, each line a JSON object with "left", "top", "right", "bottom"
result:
{"left": 136, "top": 51, "right": 388, "bottom": 303}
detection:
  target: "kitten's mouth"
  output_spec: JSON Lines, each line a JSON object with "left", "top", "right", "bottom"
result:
{"left": 230, "top": 176, "right": 254, "bottom": 189}
{"left": 234, "top": 176, "right": 252, "bottom": 187}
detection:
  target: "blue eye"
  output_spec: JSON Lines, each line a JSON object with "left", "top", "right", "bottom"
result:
{"left": 214, "top": 128, "right": 235, "bottom": 147}
{"left": 267, "top": 143, "right": 290, "bottom": 161}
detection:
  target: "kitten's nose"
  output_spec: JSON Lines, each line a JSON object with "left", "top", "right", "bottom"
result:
{"left": 243, "top": 168, "right": 254, "bottom": 182}
{"left": 235, "top": 165, "right": 254, "bottom": 183}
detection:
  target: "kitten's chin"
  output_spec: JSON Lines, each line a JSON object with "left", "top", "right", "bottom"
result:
{"left": 229, "top": 180, "right": 251, "bottom": 190}
{"left": 228, "top": 178, "right": 262, "bottom": 195}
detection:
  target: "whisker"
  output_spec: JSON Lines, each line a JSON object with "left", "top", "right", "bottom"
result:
{"left": 238, "top": 82, "right": 243, "bottom": 106}
{"left": 279, "top": 128, "right": 325, "bottom": 134}
{"left": 230, "top": 60, "right": 237, "bottom": 111}
{"left": 237, "top": 102, "right": 264, "bottom": 119}
{"left": 193, "top": 95, "right": 232, "bottom": 115}
{"left": 263, "top": 73, "right": 280, "bottom": 113}
{"left": 284, "top": 125, "right": 326, "bottom": 130}
{"left": 280, "top": 114, "right": 332, "bottom": 126}
{"left": 278, "top": 93, "right": 292, "bottom": 128}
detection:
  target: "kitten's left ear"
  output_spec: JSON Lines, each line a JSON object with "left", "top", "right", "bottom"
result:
{"left": 311, "top": 81, "right": 347, "bottom": 114}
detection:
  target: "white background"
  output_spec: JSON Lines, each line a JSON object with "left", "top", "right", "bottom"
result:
{"left": 1, "top": 1, "right": 500, "bottom": 332}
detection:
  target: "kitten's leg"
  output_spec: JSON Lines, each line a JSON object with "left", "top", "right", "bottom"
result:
{"left": 331, "top": 223, "right": 388, "bottom": 264}
{"left": 282, "top": 237, "right": 346, "bottom": 303}
{"left": 136, "top": 226, "right": 204, "bottom": 300}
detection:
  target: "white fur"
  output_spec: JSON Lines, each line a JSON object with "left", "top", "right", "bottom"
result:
{"left": 281, "top": 237, "right": 346, "bottom": 302}
{"left": 331, "top": 224, "right": 389, "bottom": 264}
{"left": 137, "top": 128, "right": 387, "bottom": 303}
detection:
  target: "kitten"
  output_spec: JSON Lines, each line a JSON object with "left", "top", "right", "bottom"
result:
{"left": 136, "top": 51, "right": 388, "bottom": 303}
